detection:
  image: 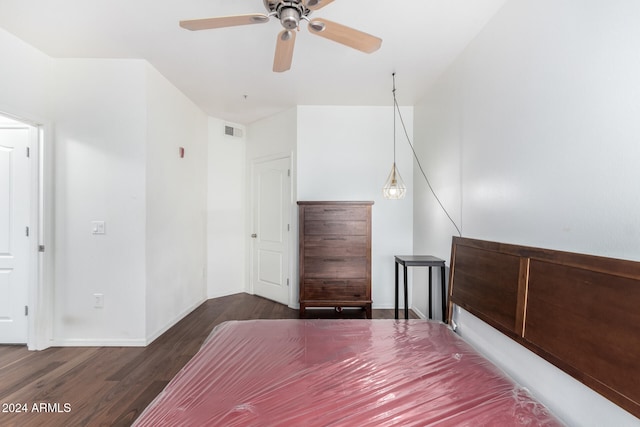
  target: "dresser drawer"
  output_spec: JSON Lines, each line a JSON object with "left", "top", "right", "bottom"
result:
{"left": 303, "top": 280, "right": 369, "bottom": 301}
{"left": 303, "top": 206, "right": 368, "bottom": 221}
{"left": 303, "top": 257, "right": 368, "bottom": 279}
{"left": 303, "top": 235, "right": 368, "bottom": 257}
{"left": 304, "top": 220, "right": 368, "bottom": 236}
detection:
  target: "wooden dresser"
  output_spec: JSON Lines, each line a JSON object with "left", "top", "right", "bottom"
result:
{"left": 298, "top": 201, "right": 373, "bottom": 318}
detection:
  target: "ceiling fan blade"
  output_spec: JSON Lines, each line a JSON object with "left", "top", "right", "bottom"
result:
{"left": 308, "top": 18, "right": 382, "bottom": 53}
{"left": 273, "top": 30, "right": 297, "bottom": 72}
{"left": 180, "top": 14, "right": 269, "bottom": 31}
{"left": 304, "top": 0, "right": 335, "bottom": 10}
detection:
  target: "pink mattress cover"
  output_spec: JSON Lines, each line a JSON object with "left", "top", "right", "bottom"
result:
{"left": 134, "top": 320, "right": 563, "bottom": 426}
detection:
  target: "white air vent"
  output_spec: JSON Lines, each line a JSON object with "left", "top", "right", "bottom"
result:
{"left": 224, "top": 125, "right": 243, "bottom": 138}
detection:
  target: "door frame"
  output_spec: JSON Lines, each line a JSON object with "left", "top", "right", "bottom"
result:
{"left": 1, "top": 111, "right": 52, "bottom": 350}
{"left": 249, "top": 153, "right": 295, "bottom": 308}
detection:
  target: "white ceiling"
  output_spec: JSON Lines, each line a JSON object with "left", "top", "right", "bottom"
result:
{"left": 0, "top": 0, "right": 507, "bottom": 124}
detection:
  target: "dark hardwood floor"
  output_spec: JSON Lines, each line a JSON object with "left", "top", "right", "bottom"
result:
{"left": 0, "top": 293, "right": 416, "bottom": 427}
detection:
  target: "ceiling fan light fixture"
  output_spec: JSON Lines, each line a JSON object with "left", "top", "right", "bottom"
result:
{"left": 279, "top": 7, "right": 301, "bottom": 30}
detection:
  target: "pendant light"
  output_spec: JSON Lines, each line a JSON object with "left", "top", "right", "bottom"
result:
{"left": 383, "top": 73, "right": 406, "bottom": 199}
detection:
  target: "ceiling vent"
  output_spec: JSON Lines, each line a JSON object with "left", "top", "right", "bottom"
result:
{"left": 224, "top": 125, "right": 243, "bottom": 138}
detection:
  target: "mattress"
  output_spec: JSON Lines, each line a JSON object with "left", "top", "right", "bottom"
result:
{"left": 134, "top": 319, "right": 563, "bottom": 426}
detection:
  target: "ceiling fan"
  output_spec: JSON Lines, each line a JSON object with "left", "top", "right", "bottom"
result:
{"left": 179, "top": 0, "right": 382, "bottom": 72}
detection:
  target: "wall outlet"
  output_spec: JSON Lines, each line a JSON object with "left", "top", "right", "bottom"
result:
{"left": 93, "top": 293, "right": 104, "bottom": 308}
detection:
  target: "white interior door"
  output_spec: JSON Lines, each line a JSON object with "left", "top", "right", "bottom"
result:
{"left": 0, "top": 125, "right": 31, "bottom": 343}
{"left": 252, "top": 157, "right": 291, "bottom": 306}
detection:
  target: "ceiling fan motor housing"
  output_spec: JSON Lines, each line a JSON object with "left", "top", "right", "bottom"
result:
{"left": 265, "top": 1, "right": 311, "bottom": 30}
{"left": 280, "top": 7, "right": 300, "bottom": 29}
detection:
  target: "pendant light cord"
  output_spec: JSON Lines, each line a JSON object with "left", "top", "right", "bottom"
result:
{"left": 392, "top": 75, "right": 462, "bottom": 237}
{"left": 392, "top": 73, "right": 397, "bottom": 165}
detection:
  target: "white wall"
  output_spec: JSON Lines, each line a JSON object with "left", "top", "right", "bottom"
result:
{"left": 247, "top": 108, "right": 297, "bottom": 161}
{"left": 414, "top": 0, "right": 640, "bottom": 425}
{"left": 52, "top": 59, "right": 148, "bottom": 345}
{"left": 207, "top": 117, "right": 246, "bottom": 298}
{"left": 0, "top": 28, "right": 52, "bottom": 121}
{"left": 1, "top": 28, "right": 209, "bottom": 346}
{"left": 297, "top": 106, "right": 414, "bottom": 309}
{"left": 145, "top": 65, "right": 208, "bottom": 341}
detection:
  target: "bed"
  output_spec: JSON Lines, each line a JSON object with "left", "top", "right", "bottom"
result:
{"left": 134, "top": 237, "right": 640, "bottom": 426}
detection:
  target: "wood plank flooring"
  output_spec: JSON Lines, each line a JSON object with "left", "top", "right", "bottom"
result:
{"left": 0, "top": 293, "right": 415, "bottom": 427}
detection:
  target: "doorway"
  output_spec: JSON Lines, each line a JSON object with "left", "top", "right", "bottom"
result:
{"left": 0, "top": 114, "right": 39, "bottom": 344}
{"left": 251, "top": 156, "right": 292, "bottom": 306}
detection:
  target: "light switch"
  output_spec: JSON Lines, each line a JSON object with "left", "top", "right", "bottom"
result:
{"left": 92, "top": 221, "right": 106, "bottom": 235}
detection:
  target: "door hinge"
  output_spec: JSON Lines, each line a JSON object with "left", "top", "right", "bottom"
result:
{"left": 286, "top": 278, "right": 290, "bottom": 287}
{"left": 25, "top": 306, "right": 28, "bottom": 316}
{"left": 287, "top": 224, "right": 290, "bottom": 232}
{"left": 288, "top": 169, "right": 291, "bottom": 177}
{"left": 39, "top": 245, "right": 45, "bottom": 253}
{"left": 25, "top": 226, "right": 29, "bottom": 237}
{"left": 26, "top": 147, "right": 30, "bottom": 158}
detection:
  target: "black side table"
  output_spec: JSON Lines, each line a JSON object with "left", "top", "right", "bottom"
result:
{"left": 394, "top": 255, "right": 447, "bottom": 321}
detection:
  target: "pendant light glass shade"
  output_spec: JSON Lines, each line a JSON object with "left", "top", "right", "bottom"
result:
{"left": 383, "top": 162, "right": 406, "bottom": 199}
{"left": 383, "top": 73, "right": 406, "bottom": 199}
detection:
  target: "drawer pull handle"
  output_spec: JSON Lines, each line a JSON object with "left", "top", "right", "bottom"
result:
{"left": 324, "top": 258, "right": 346, "bottom": 262}
{"left": 324, "top": 208, "right": 347, "bottom": 212}
{"left": 324, "top": 237, "right": 346, "bottom": 241}
{"left": 323, "top": 281, "right": 347, "bottom": 285}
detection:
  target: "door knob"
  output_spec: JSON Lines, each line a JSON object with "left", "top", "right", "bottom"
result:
{"left": 251, "top": 233, "right": 257, "bottom": 238}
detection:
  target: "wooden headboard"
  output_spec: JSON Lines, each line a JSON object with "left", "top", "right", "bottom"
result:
{"left": 447, "top": 236, "right": 640, "bottom": 418}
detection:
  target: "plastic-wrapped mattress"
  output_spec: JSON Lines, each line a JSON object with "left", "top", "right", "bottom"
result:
{"left": 134, "top": 319, "right": 563, "bottom": 426}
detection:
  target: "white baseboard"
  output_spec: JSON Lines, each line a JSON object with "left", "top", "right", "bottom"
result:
{"left": 207, "top": 290, "right": 244, "bottom": 299}
{"left": 54, "top": 338, "right": 147, "bottom": 347}
{"left": 51, "top": 298, "right": 206, "bottom": 348}
{"left": 145, "top": 298, "right": 206, "bottom": 345}
{"left": 411, "top": 306, "right": 427, "bottom": 319}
